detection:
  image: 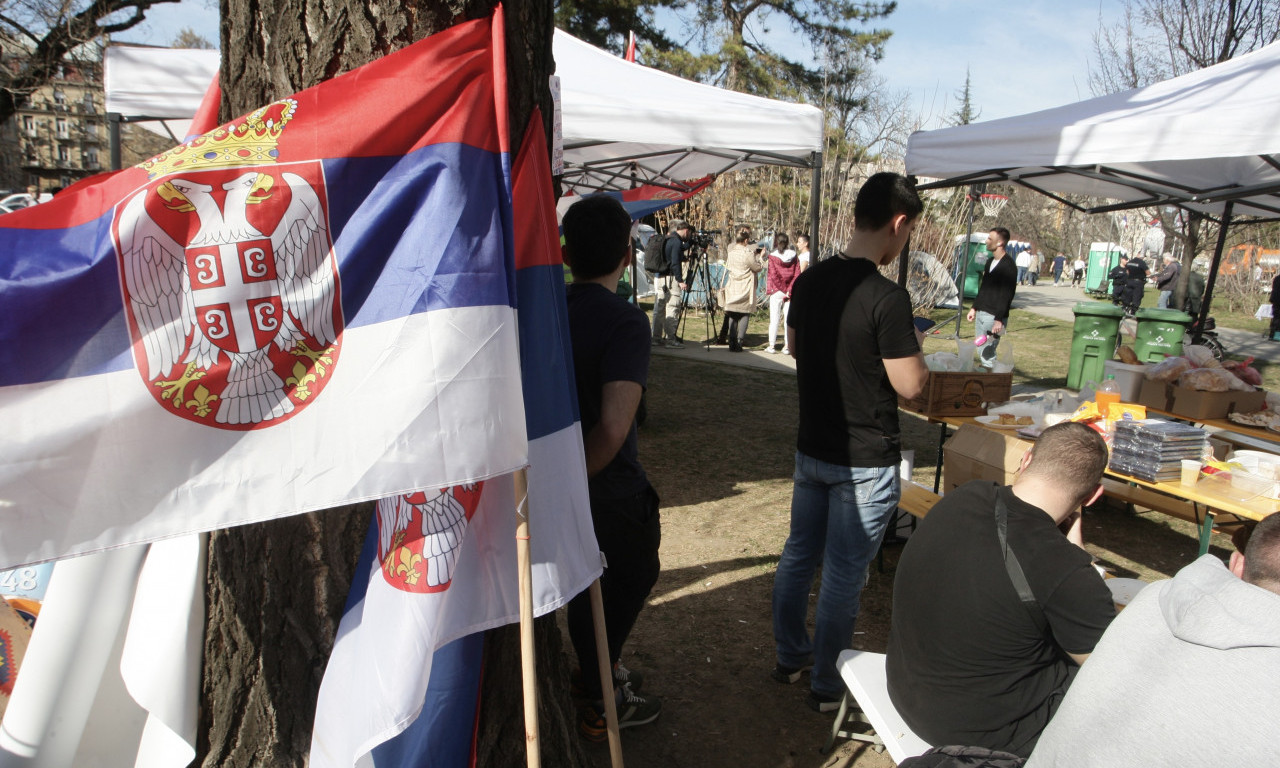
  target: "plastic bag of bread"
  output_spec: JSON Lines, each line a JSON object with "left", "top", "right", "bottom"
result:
{"left": 1177, "top": 367, "right": 1237, "bottom": 392}
{"left": 1116, "top": 345, "right": 1141, "bottom": 365}
{"left": 1223, "top": 357, "right": 1263, "bottom": 387}
{"left": 1146, "top": 356, "right": 1192, "bottom": 382}
{"left": 1182, "top": 345, "right": 1222, "bottom": 368}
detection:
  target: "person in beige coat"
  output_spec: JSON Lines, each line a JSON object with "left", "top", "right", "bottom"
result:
{"left": 719, "top": 225, "right": 766, "bottom": 352}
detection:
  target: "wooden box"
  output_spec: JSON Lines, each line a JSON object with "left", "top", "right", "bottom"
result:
{"left": 899, "top": 371, "right": 1013, "bottom": 418}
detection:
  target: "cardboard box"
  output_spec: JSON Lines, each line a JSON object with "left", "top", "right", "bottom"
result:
{"left": 899, "top": 371, "right": 1013, "bottom": 418}
{"left": 1137, "top": 379, "right": 1267, "bottom": 421}
{"left": 942, "top": 424, "right": 1033, "bottom": 493}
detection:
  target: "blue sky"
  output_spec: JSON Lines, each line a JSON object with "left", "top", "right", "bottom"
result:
{"left": 878, "top": 1, "right": 1122, "bottom": 125}
{"left": 115, "top": 0, "right": 1122, "bottom": 127}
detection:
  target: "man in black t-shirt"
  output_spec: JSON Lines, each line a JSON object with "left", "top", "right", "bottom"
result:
{"left": 886, "top": 423, "right": 1115, "bottom": 757}
{"left": 771, "top": 172, "right": 929, "bottom": 713}
{"left": 561, "top": 195, "right": 663, "bottom": 740}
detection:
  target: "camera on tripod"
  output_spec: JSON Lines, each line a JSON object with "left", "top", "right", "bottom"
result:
{"left": 691, "top": 228, "right": 720, "bottom": 249}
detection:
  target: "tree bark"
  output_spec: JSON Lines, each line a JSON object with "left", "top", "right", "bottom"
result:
{"left": 201, "top": 2, "right": 584, "bottom": 766}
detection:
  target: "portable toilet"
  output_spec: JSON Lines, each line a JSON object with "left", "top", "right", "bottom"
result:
{"left": 952, "top": 233, "right": 990, "bottom": 300}
{"left": 1086, "top": 242, "right": 1127, "bottom": 294}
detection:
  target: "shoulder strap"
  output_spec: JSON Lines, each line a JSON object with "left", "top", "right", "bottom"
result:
{"left": 995, "top": 493, "right": 1049, "bottom": 636}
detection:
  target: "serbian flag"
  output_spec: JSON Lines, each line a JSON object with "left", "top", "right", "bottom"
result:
{"left": 310, "top": 113, "right": 599, "bottom": 766}
{"left": 558, "top": 175, "right": 714, "bottom": 222}
{"left": 0, "top": 13, "right": 531, "bottom": 569}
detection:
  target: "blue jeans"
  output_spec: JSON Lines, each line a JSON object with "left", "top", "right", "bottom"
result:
{"left": 772, "top": 452, "right": 900, "bottom": 698}
{"left": 1158, "top": 290, "right": 1173, "bottom": 309}
{"left": 974, "top": 310, "right": 1000, "bottom": 368}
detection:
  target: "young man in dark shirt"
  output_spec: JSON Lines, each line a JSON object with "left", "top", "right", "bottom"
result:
{"left": 562, "top": 195, "right": 662, "bottom": 740}
{"left": 886, "top": 423, "right": 1115, "bottom": 757}
{"left": 771, "top": 172, "right": 929, "bottom": 712}
{"left": 968, "top": 227, "right": 1017, "bottom": 369}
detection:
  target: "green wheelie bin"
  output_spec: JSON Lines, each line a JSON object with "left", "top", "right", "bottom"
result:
{"left": 1068, "top": 303, "right": 1125, "bottom": 390}
{"left": 1134, "top": 308, "right": 1192, "bottom": 363}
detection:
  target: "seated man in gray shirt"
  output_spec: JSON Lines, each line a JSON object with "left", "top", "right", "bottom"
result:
{"left": 1028, "top": 514, "right": 1280, "bottom": 767}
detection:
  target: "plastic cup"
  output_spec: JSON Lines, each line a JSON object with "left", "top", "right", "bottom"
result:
{"left": 1181, "top": 459, "right": 1202, "bottom": 486}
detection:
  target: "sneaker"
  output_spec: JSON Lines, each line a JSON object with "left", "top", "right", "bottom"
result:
{"left": 771, "top": 662, "right": 812, "bottom": 684}
{"left": 665, "top": 340, "right": 684, "bottom": 349}
{"left": 570, "top": 662, "right": 644, "bottom": 697}
{"left": 766, "top": 347, "right": 777, "bottom": 354}
{"left": 578, "top": 685, "right": 663, "bottom": 742}
{"left": 781, "top": 347, "right": 790, "bottom": 355}
{"left": 806, "top": 690, "right": 843, "bottom": 713}
{"left": 651, "top": 338, "right": 664, "bottom": 347}
{"left": 612, "top": 661, "right": 644, "bottom": 691}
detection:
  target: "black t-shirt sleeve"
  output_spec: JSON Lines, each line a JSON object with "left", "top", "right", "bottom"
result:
{"left": 600, "top": 310, "right": 650, "bottom": 389}
{"left": 1042, "top": 564, "right": 1115, "bottom": 655}
{"left": 874, "top": 286, "right": 920, "bottom": 360}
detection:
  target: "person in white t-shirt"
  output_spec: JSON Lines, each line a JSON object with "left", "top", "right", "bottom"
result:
{"left": 796, "top": 233, "right": 812, "bottom": 273}
{"left": 1015, "top": 249, "right": 1032, "bottom": 285}
{"left": 1071, "top": 257, "right": 1086, "bottom": 288}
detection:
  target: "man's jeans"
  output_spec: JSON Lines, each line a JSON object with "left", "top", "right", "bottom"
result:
{"left": 974, "top": 310, "right": 1000, "bottom": 368}
{"left": 1016, "top": 266, "right": 1028, "bottom": 285}
{"left": 772, "top": 452, "right": 900, "bottom": 698}
{"left": 652, "top": 274, "right": 683, "bottom": 341}
{"left": 1158, "top": 290, "right": 1173, "bottom": 309}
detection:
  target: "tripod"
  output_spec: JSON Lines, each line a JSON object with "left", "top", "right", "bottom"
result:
{"left": 676, "top": 243, "right": 720, "bottom": 350}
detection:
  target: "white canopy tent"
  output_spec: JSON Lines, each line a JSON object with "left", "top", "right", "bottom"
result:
{"left": 906, "top": 40, "right": 1280, "bottom": 221}
{"left": 103, "top": 34, "right": 827, "bottom": 245}
{"left": 904, "top": 40, "right": 1280, "bottom": 329}
{"left": 103, "top": 45, "right": 220, "bottom": 145}
{"left": 554, "top": 30, "right": 824, "bottom": 197}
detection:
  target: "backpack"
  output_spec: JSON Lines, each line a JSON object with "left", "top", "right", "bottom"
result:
{"left": 643, "top": 233, "right": 674, "bottom": 274}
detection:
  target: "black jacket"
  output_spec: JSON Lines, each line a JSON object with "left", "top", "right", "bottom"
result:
{"left": 973, "top": 253, "right": 1018, "bottom": 323}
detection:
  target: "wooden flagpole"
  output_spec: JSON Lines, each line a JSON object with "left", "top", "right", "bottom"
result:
{"left": 589, "top": 580, "right": 625, "bottom": 766}
{"left": 514, "top": 469, "right": 542, "bottom": 768}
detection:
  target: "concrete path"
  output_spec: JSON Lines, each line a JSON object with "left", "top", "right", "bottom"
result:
{"left": 651, "top": 338, "right": 797, "bottom": 374}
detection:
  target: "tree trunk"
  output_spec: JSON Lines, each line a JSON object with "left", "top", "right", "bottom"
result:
{"left": 201, "top": 2, "right": 584, "bottom": 766}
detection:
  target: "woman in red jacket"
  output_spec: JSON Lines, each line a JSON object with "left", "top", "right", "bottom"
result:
{"left": 766, "top": 232, "right": 800, "bottom": 354}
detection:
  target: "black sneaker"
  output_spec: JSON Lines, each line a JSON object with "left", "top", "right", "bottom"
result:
{"left": 806, "top": 690, "right": 843, "bottom": 713}
{"left": 570, "top": 662, "right": 644, "bottom": 697}
{"left": 578, "top": 684, "right": 663, "bottom": 742}
{"left": 771, "top": 662, "right": 812, "bottom": 684}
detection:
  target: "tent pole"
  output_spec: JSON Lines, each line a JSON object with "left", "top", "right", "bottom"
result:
{"left": 1195, "top": 201, "right": 1233, "bottom": 339}
{"left": 953, "top": 187, "right": 981, "bottom": 339}
{"left": 108, "top": 112, "right": 122, "bottom": 171}
{"left": 808, "top": 152, "right": 822, "bottom": 258}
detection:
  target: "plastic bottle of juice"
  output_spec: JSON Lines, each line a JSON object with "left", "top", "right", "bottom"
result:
{"left": 1096, "top": 374, "right": 1121, "bottom": 415}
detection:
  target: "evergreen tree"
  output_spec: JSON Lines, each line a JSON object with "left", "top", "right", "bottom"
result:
{"left": 951, "top": 68, "right": 980, "bottom": 125}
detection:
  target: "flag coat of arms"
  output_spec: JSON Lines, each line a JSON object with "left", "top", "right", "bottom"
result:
{"left": 0, "top": 13, "right": 528, "bottom": 568}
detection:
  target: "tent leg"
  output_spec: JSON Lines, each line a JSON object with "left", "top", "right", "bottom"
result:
{"left": 953, "top": 187, "right": 981, "bottom": 339}
{"left": 808, "top": 152, "right": 822, "bottom": 257}
{"left": 1195, "top": 202, "right": 1233, "bottom": 338}
{"left": 108, "top": 113, "right": 122, "bottom": 171}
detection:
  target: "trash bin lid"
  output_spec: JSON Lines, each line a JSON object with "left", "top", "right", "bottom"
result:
{"left": 1135, "top": 308, "right": 1192, "bottom": 322}
{"left": 1072, "top": 302, "right": 1125, "bottom": 318}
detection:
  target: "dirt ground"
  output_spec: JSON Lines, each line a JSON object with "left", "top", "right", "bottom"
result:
{"left": 568, "top": 353, "right": 1236, "bottom": 768}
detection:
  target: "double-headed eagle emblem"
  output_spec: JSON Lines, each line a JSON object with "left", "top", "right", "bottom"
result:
{"left": 113, "top": 101, "right": 342, "bottom": 428}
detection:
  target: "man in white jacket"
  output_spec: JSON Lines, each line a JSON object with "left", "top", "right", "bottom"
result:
{"left": 1027, "top": 514, "right": 1280, "bottom": 766}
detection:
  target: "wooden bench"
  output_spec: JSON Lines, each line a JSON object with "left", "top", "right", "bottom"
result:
{"left": 822, "top": 649, "right": 932, "bottom": 763}
{"left": 898, "top": 482, "right": 941, "bottom": 519}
